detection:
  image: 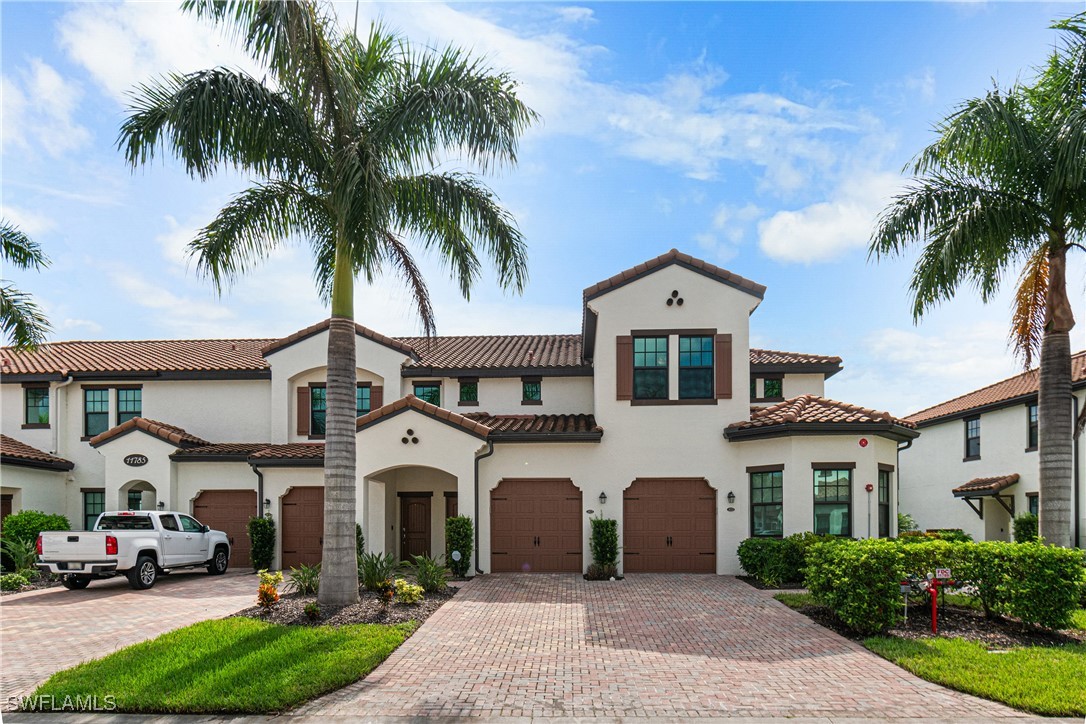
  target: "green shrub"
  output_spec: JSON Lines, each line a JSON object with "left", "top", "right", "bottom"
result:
{"left": 407, "top": 554, "right": 448, "bottom": 593}
{"left": 737, "top": 533, "right": 832, "bottom": 587}
{"left": 303, "top": 601, "right": 320, "bottom": 621}
{"left": 1, "top": 537, "right": 39, "bottom": 575}
{"left": 1001, "top": 542, "right": 1085, "bottom": 629}
{"left": 737, "top": 537, "right": 777, "bottom": 582}
{"left": 806, "top": 538, "right": 903, "bottom": 635}
{"left": 589, "top": 518, "right": 619, "bottom": 568}
{"left": 359, "top": 552, "right": 399, "bottom": 591}
{"left": 1, "top": 510, "right": 69, "bottom": 546}
{"left": 393, "top": 578, "right": 424, "bottom": 604}
{"left": 897, "top": 512, "right": 919, "bottom": 533}
{"left": 585, "top": 563, "right": 618, "bottom": 580}
{"left": 0, "top": 573, "right": 29, "bottom": 591}
{"left": 356, "top": 523, "right": 365, "bottom": 561}
{"left": 1013, "top": 513, "right": 1039, "bottom": 543}
{"left": 286, "top": 563, "right": 321, "bottom": 595}
{"left": 247, "top": 516, "right": 276, "bottom": 571}
{"left": 899, "top": 529, "right": 972, "bottom": 542}
{"left": 445, "top": 516, "right": 473, "bottom": 577}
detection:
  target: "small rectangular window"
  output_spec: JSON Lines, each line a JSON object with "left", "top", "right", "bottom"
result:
{"left": 84, "top": 389, "right": 109, "bottom": 438}
{"left": 1027, "top": 493, "right": 1038, "bottom": 516}
{"left": 24, "top": 387, "right": 49, "bottom": 426}
{"left": 522, "top": 378, "right": 541, "bottom": 404}
{"left": 414, "top": 383, "right": 441, "bottom": 406}
{"left": 459, "top": 379, "right": 479, "bottom": 404}
{"left": 1027, "top": 404, "right": 1038, "bottom": 450}
{"left": 964, "top": 417, "right": 980, "bottom": 459}
{"left": 127, "top": 491, "right": 143, "bottom": 511}
{"left": 310, "top": 386, "right": 327, "bottom": 435}
{"left": 750, "top": 470, "right": 783, "bottom": 537}
{"left": 762, "top": 377, "right": 783, "bottom": 400}
{"left": 83, "top": 490, "right": 105, "bottom": 530}
{"left": 678, "top": 336, "right": 713, "bottom": 399}
{"left": 813, "top": 468, "right": 852, "bottom": 536}
{"left": 356, "top": 385, "right": 371, "bottom": 417}
{"left": 878, "top": 469, "right": 891, "bottom": 538}
{"left": 117, "top": 388, "right": 141, "bottom": 424}
{"left": 633, "top": 336, "right": 668, "bottom": 400}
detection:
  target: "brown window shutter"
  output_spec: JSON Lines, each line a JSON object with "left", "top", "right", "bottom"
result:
{"left": 715, "top": 333, "right": 732, "bottom": 399}
{"left": 296, "top": 386, "right": 310, "bottom": 435}
{"left": 616, "top": 336, "right": 633, "bottom": 400}
{"left": 370, "top": 385, "right": 384, "bottom": 410}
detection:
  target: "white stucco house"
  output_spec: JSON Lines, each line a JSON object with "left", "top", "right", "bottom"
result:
{"left": 1, "top": 249, "right": 919, "bottom": 575}
{"left": 898, "top": 352, "right": 1086, "bottom": 546}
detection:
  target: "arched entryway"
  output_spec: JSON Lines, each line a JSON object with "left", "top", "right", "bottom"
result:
{"left": 119, "top": 480, "right": 157, "bottom": 512}
{"left": 364, "top": 465, "right": 458, "bottom": 562}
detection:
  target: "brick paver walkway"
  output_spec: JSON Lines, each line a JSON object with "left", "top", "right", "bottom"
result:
{"left": 303, "top": 574, "right": 1027, "bottom": 719}
{"left": 0, "top": 570, "right": 254, "bottom": 707}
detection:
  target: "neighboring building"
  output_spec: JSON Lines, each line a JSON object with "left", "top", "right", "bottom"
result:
{"left": 0, "top": 249, "right": 917, "bottom": 574}
{"left": 899, "top": 352, "right": 1086, "bottom": 547}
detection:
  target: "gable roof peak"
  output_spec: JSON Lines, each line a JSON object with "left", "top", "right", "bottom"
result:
{"left": 582, "top": 248, "right": 766, "bottom": 303}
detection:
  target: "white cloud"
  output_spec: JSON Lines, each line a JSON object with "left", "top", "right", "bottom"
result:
{"left": 156, "top": 215, "right": 195, "bottom": 270}
{"left": 0, "top": 205, "right": 56, "bottom": 236}
{"left": 905, "top": 68, "right": 937, "bottom": 103}
{"left": 553, "top": 7, "right": 595, "bottom": 26}
{"left": 694, "top": 202, "right": 762, "bottom": 262}
{"left": 58, "top": 318, "right": 103, "bottom": 335}
{"left": 757, "top": 171, "right": 903, "bottom": 264}
{"left": 1, "top": 59, "right": 90, "bottom": 157}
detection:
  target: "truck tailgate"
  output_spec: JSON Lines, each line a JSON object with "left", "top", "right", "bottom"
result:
{"left": 40, "top": 531, "right": 107, "bottom": 560}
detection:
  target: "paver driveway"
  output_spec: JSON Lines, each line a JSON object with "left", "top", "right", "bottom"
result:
{"left": 304, "top": 574, "right": 1027, "bottom": 719}
{"left": 0, "top": 570, "right": 253, "bottom": 707}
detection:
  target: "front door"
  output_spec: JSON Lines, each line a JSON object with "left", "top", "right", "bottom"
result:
{"left": 400, "top": 494, "right": 431, "bottom": 560}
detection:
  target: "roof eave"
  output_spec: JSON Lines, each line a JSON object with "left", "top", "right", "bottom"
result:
{"left": 247, "top": 457, "right": 324, "bottom": 468}
{"left": 0, "top": 455, "right": 74, "bottom": 472}
{"left": 490, "top": 431, "right": 603, "bottom": 443}
{"left": 724, "top": 422, "right": 919, "bottom": 443}
{"left": 750, "top": 362, "right": 844, "bottom": 379}
{"left": 401, "top": 365, "right": 593, "bottom": 378}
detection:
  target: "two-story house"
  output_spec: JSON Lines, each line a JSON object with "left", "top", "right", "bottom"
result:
{"left": 1, "top": 250, "right": 918, "bottom": 574}
{"left": 898, "top": 353, "right": 1086, "bottom": 546}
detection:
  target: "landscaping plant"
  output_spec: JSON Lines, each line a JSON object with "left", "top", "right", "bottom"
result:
{"left": 356, "top": 523, "right": 365, "bottom": 562}
{"left": 393, "top": 578, "right": 424, "bottom": 604}
{"left": 407, "top": 554, "right": 448, "bottom": 593}
{"left": 1013, "top": 512, "right": 1040, "bottom": 542}
{"left": 1, "top": 510, "right": 68, "bottom": 549}
{"left": 256, "top": 570, "right": 283, "bottom": 611}
{"left": 359, "top": 552, "right": 399, "bottom": 591}
{"left": 897, "top": 512, "right": 919, "bottom": 533}
{"left": 247, "top": 516, "right": 276, "bottom": 572}
{"left": 286, "top": 563, "right": 321, "bottom": 596}
{"left": 737, "top": 532, "right": 833, "bottom": 587}
{"left": 1, "top": 537, "right": 40, "bottom": 577}
{"left": 0, "top": 573, "right": 29, "bottom": 592}
{"left": 303, "top": 602, "right": 321, "bottom": 621}
{"left": 445, "top": 516, "right": 473, "bottom": 577}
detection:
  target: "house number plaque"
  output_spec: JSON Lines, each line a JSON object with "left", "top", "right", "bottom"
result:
{"left": 124, "top": 454, "right": 149, "bottom": 467}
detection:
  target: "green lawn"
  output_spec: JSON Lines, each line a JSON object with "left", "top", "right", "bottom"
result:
{"left": 773, "top": 592, "right": 815, "bottom": 609}
{"left": 865, "top": 637, "right": 1086, "bottom": 717}
{"left": 1070, "top": 608, "right": 1086, "bottom": 631}
{"left": 29, "top": 618, "right": 415, "bottom": 713}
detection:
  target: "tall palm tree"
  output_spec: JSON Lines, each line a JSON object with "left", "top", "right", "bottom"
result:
{"left": 869, "top": 14, "right": 1085, "bottom": 547}
{"left": 1, "top": 220, "right": 52, "bottom": 349}
{"left": 119, "top": 0, "right": 534, "bottom": 604}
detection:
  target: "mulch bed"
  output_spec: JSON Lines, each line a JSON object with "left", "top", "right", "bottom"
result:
{"left": 789, "top": 600, "right": 1085, "bottom": 648}
{"left": 737, "top": 575, "right": 805, "bottom": 590}
{"left": 0, "top": 577, "right": 62, "bottom": 596}
{"left": 235, "top": 586, "right": 457, "bottom": 627}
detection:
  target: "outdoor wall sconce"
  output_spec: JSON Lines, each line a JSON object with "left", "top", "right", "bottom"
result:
{"left": 599, "top": 491, "right": 607, "bottom": 505}
{"left": 156, "top": 501, "right": 165, "bottom": 510}
{"left": 263, "top": 498, "right": 271, "bottom": 511}
{"left": 727, "top": 491, "right": 736, "bottom": 505}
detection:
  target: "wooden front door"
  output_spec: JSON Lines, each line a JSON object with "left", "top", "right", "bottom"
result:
{"left": 281, "top": 486, "right": 324, "bottom": 569}
{"left": 400, "top": 494, "right": 431, "bottom": 560}
{"left": 193, "top": 489, "right": 257, "bottom": 568}
{"left": 491, "top": 478, "right": 582, "bottom": 573}
{"left": 624, "top": 478, "right": 716, "bottom": 573}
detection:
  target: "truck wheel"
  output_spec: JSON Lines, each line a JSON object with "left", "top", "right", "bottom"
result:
{"left": 207, "top": 547, "right": 229, "bottom": 575}
{"left": 62, "top": 576, "right": 91, "bottom": 590}
{"left": 127, "top": 557, "right": 158, "bottom": 590}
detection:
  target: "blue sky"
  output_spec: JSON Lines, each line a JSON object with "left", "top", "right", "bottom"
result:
{"left": 3, "top": 1, "right": 1084, "bottom": 415}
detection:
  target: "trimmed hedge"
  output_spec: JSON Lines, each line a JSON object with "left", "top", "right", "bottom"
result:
{"left": 805, "top": 538, "right": 1086, "bottom": 635}
{"left": 589, "top": 518, "right": 618, "bottom": 567}
{"left": 247, "top": 515, "right": 276, "bottom": 571}
{"left": 1013, "top": 513, "right": 1039, "bottom": 543}
{"left": 1, "top": 510, "right": 70, "bottom": 545}
{"left": 445, "top": 516, "right": 473, "bottom": 577}
{"left": 737, "top": 533, "right": 835, "bottom": 587}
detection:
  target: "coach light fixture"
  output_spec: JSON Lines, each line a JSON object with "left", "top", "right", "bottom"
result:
{"left": 156, "top": 501, "right": 165, "bottom": 510}
{"left": 727, "top": 491, "right": 735, "bottom": 505}
{"left": 599, "top": 491, "right": 607, "bottom": 506}
{"left": 263, "top": 498, "right": 271, "bottom": 511}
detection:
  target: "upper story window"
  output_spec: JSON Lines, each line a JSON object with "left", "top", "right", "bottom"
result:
{"left": 678, "top": 336, "right": 713, "bottom": 399}
{"left": 24, "top": 386, "right": 49, "bottom": 427}
{"left": 413, "top": 382, "right": 441, "bottom": 406}
{"left": 813, "top": 466, "right": 852, "bottom": 537}
{"left": 633, "top": 336, "right": 668, "bottom": 400}
{"left": 458, "top": 378, "right": 479, "bottom": 406}
{"left": 522, "top": 377, "right": 542, "bottom": 405}
{"left": 117, "top": 388, "right": 142, "bottom": 424}
{"left": 309, "top": 383, "right": 371, "bottom": 436}
{"left": 84, "top": 388, "right": 109, "bottom": 438}
{"left": 878, "top": 468, "right": 892, "bottom": 538}
{"left": 749, "top": 467, "right": 783, "bottom": 537}
{"left": 1027, "top": 492, "right": 1038, "bottom": 516}
{"left": 964, "top": 417, "right": 980, "bottom": 460}
{"left": 1026, "top": 403, "right": 1038, "bottom": 450}
{"left": 356, "top": 385, "right": 371, "bottom": 417}
{"left": 752, "top": 376, "right": 783, "bottom": 402}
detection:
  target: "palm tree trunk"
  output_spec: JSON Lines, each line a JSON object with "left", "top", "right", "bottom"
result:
{"left": 318, "top": 244, "right": 360, "bottom": 605}
{"left": 1038, "top": 243, "right": 1075, "bottom": 547}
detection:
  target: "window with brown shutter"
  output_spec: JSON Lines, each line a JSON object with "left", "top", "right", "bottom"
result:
{"left": 616, "top": 336, "right": 633, "bottom": 400}
{"left": 371, "top": 385, "right": 383, "bottom": 410}
{"left": 714, "top": 334, "right": 732, "bottom": 399}
{"left": 296, "top": 386, "right": 310, "bottom": 435}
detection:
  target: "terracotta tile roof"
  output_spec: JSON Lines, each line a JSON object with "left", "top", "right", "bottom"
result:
{"left": 464, "top": 413, "right": 602, "bottom": 438}
{"left": 357, "top": 395, "right": 491, "bottom": 438}
{"left": 952, "top": 473, "right": 1020, "bottom": 497}
{"left": 400, "top": 335, "right": 585, "bottom": 372}
{"left": 1, "top": 338, "right": 272, "bottom": 377}
{"left": 906, "top": 351, "right": 1086, "bottom": 425}
{"left": 0, "top": 434, "right": 74, "bottom": 470}
{"left": 248, "top": 443, "right": 326, "bottom": 461}
{"left": 262, "top": 319, "right": 416, "bottom": 358}
{"left": 89, "top": 417, "right": 210, "bottom": 449}
{"left": 583, "top": 248, "right": 766, "bottom": 302}
{"left": 726, "top": 395, "right": 916, "bottom": 435}
{"left": 750, "top": 348, "right": 843, "bottom": 367}
{"left": 170, "top": 443, "right": 274, "bottom": 458}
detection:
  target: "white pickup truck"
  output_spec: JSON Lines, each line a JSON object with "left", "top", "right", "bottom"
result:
{"left": 37, "top": 511, "right": 232, "bottom": 590}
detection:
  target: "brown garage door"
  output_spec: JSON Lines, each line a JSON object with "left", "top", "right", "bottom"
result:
{"left": 193, "top": 489, "right": 257, "bottom": 568}
{"left": 282, "top": 486, "right": 324, "bottom": 569}
{"left": 491, "top": 478, "right": 582, "bottom": 573}
{"left": 624, "top": 478, "right": 716, "bottom": 573}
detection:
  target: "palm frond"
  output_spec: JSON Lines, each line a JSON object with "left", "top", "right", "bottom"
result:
{"left": 0, "top": 282, "right": 50, "bottom": 349}
{"left": 1010, "top": 247, "right": 1048, "bottom": 368}
{"left": 0, "top": 219, "right": 49, "bottom": 271}
{"left": 380, "top": 232, "right": 436, "bottom": 337}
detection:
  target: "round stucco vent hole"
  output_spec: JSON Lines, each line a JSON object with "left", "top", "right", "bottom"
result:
{"left": 411, "top": 437, "right": 419, "bottom": 444}
{"left": 401, "top": 437, "right": 409, "bottom": 445}
{"left": 676, "top": 298, "right": 684, "bottom": 305}
{"left": 671, "top": 290, "right": 679, "bottom": 298}
{"left": 666, "top": 298, "right": 674, "bottom": 306}
{"left": 406, "top": 429, "right": 414, "bottom": 435}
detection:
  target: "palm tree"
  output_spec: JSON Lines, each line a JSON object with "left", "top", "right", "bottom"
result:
{"left": 119, "top": 0, "right": 534, "bottom": 604}
{"left": 1, "top": 220, "right": 52, "bottom": 349}
{"left": 869, "top": 14, "right": 1085, "bottom": 547}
